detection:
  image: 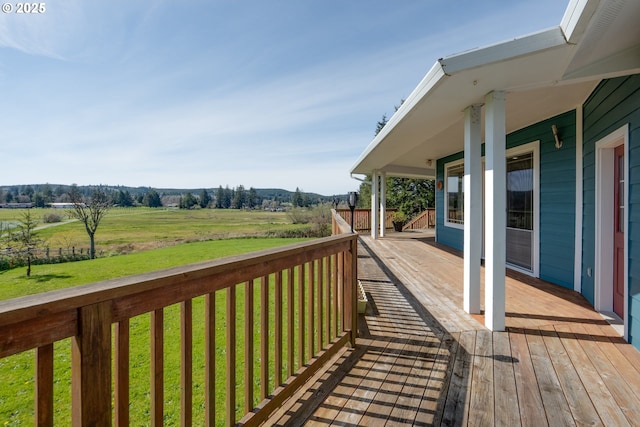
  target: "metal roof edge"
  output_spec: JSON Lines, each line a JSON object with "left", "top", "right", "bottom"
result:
{"left": 349, "top": 62, "right": 447, "bottom": 174}
{"left": 439, "top": 27, "right": 567, "bottom": 75}
{"left": 560, "top": 0, "right": 601, "bottom": 44}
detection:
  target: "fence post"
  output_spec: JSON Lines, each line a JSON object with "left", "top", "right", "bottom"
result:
{"left": 343, "top": 235, "right": 358, "bottom": 347}
{"left": 71, "top": 301, "right": 112, "bottom": 426}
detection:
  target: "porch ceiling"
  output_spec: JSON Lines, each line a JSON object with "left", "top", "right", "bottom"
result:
{"left": 351, "top": 0, "right": 640, "bottom": 178}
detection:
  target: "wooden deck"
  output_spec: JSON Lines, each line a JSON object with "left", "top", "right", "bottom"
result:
{"left": 271, "top": 230, "right": 640, "bottom": 426}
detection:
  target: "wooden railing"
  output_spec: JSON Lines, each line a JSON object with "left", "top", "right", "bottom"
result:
{"left": 403, "top": 208, "right": 436, "bottom": 230}
{"left": 0, "top": 210, "right": 357, "bottom": 426}
{"left": 336, "top": 208, "right": 435, "bottom": 231}
{"left": 335, "top": 208, "right": 397, "bottom": 231}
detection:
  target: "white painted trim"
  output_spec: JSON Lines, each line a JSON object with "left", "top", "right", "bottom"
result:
{"left": 484, "top": 91, "right": 507, "bottom": 332}
{"left": 439, "top": 27, "right": 566, "bottom": 74}
{"left": 379, "top": 171, "right": 386, "bottom": 237}
{"left": 444, "top": 158, "right": 465, "bottom": 230}
{"left": 505, "top": 141, "right": 540, "bottom": 278}
{"left": 371, "top": 171, "right": 379, "bottom": 239}
{"left": 594, "top": 124, "right": 629, "bottom": 340}
{"left": 574, "top": 106, "right": 583, "bottom": 292}
{"left": 464, "top": 105, "right": 482, "bottom": 315}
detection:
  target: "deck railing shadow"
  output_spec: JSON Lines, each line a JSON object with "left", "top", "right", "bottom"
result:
{"left": 276, "top": 237, "right": 472, "bottom": 425}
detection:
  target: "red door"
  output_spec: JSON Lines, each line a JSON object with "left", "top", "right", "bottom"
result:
{"left": 613, "top": 145, "right": 625, "bottom": 318}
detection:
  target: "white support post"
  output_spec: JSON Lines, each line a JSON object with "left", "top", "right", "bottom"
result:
{"left": 464, "top": 105, "right": 482, "bottom": 314}
{"left": 379, "top": 171, "right": 386, "bottom": 237}
{"left": 484, "top": 91, "right": 506, "bottom": 331}
{"left": 371, "top": 171, "right": 379, "bottom": 239}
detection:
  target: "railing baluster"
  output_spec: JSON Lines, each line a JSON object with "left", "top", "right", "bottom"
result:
{"left": 316, "top": 257, "right": 323, "bottom": 352}
{"left": 181, "top": 300, "right": 193, "bottom": 427}
{"left": 331, "top": 254, "right": 338, "bottom": 340}
{"left": 297, "top": 264, "right": 304, "bottom": 368}
{"left": 346, "top": 239, "right": 358, "bottom": 346}
{"left": 226, "top": 285, "right": 236, "bottom": 426}
{"left": 338, "top": 251, "right": 344, "bottom": 334}
{"left": 286, "top": 267, "right": 294, "bottom": 378}
{"left": 260, "top": 275, "right": 269, "bottom": 401}
{"left": 35, "top": 344, "right": 54, "bottom": 427}
{"left": 274, "top": 271, "right": 283, "bottom": 388}
{"left": 324, "top": 256, "right": 331, "bottom": 345}
{"left": 205, "top": 293, "right": 216, "bottom": 427}
{"left": 244, "top": 280, "right": 254, "bottom": 414}
{"left": 115, "top": 319, "right": 129, "bottom": 427}
{"left": 151, "top": 309, "right": 164, "bottom": 427}
{"left": 307, "top": 261, "right": 315, "bottom": 358}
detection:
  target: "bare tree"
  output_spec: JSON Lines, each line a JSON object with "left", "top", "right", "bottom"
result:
{"left": 67, "top": 185, "right": 111, "bottom": 259}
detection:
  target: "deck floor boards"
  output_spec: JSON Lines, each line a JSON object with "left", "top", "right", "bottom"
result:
{"left": 271, "top": 231, "right": 640, "bottom": 426}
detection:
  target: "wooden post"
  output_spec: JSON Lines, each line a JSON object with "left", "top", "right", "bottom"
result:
{"left": 71, "top": 301, "right": 112, "bottom": 427}
{"left": 344, "top": 237, "right": 358, "bottom": 347}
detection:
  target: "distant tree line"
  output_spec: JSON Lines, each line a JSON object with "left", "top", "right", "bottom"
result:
{"left": 0, "top": 184, "right": 341, "bottom": 210}
{"left": 356, "top": 101, "right": 436, "bottom": 220}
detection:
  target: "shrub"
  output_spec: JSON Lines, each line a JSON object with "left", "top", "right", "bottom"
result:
{"left": 42, "top": 213, "right": 63, "bottom": 223}
{"left": 286, "top": 208, "right": 311, "bottom": 224}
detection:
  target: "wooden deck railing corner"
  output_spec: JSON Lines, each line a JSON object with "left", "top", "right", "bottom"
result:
{"left": 0, "top": 210, "right": 358, "bottom": 426}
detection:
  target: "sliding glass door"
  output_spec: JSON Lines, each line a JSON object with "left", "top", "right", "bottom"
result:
{"left": 506, "top": 152, "right": 534, "bottom": 271}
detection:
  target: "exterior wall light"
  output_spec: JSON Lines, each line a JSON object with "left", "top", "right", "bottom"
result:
{"left": 552, "top": 124, "right": 563, "bottom": 149}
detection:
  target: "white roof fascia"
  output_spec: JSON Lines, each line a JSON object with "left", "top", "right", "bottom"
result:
{"left": 563, "top": 44, "right": 640, "bottom": 81}
{"left": 560, "top": 0, "right": 601, "bottom": 44}
{"left": 381, "top": 165, "right": 436, "bottom": 179}
{"left": 349, "top": 62, "right": 447, "bottom": 174}
{"left": 439, "top": 27, "right": 567, "bottom": 75}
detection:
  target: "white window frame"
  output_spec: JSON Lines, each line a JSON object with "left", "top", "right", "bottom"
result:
{"left": 444, "top": 159, "right": 465, "bottom": 230}
{"left": 504, "top": 141, "right": 540, "bottom": 277}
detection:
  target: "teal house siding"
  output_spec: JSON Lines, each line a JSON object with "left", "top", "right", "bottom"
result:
{"left": 434, "top": 111, "right": 577, "bottom": 288}
{"left": 582, "top": 74, "right": 640, "bottom": 348}
{"left": 507, "top": 112, "right": 577, "bottom": 289}
{"left": 436, "top": 152, "right": 464, "bottom": 251}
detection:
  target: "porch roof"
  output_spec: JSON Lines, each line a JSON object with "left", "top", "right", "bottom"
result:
{"left": 350, "top": 0, "right": 640, "bottom": 178}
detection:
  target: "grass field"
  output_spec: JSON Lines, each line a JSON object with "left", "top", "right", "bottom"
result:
{"left": 0, "top": 208, "right": 321, "bottom": 425}
{"left": 0, "top": 207, "right": 305, "bottom": 257}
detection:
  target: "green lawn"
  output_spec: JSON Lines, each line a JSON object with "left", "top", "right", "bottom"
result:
{"left": 0, "top": 229, "right": 317, "bottom": 425}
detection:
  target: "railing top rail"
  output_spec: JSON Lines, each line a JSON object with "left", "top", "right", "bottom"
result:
{"left": 331, "top": 208, "right": 355, "bottom": 235}
{"left": 0, "top": 233, "right": 355, "bottom": 329}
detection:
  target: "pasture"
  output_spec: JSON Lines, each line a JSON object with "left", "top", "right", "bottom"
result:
{"left": 0, "top": 207, "right": 304, "bottom": 257}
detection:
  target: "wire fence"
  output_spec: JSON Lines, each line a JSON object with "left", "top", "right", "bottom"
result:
{"left": 0, "top": 246, "right": 93, "bottom": 271}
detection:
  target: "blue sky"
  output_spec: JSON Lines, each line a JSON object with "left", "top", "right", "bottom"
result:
{"left": 0, "top": 1, "right": 567, "bottom": 195}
